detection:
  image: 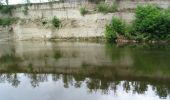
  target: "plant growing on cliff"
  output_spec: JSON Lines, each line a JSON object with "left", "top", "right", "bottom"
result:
{"left": 96, "top": 3, "right": 117, "bottom": 13}
{"left": 105, "top": 17, "right": 126, "bottom": 41}
{"left": 105, "top": 25, "right": 117, "bottom": 42}
{"left": 22, "top": 6, "right": 29, "bottom": 15}
{"left": 133, "top": 5, "right": 170, "bottom": 40}
{"left": 52, "top": 16, "right": 61, "bottom": 28}
{"left": 0, "top": 5, "right": 13, "bottom": 14}
{"left": 80, "top": 7, "right": 88, "bottom": 16}
{"left": 105, "top": 5, "right": 170, "bottom": 42}
{"left": 88, "top": 0, "right": 105, "bottom": 4}
{"left": 0, "top": 18, "right": 17, "bottom": 26}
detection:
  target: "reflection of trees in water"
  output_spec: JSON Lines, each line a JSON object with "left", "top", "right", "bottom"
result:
{"left": 104, "top": 43, "right": 170, "bottom": 98}
{"left": 0, "top": 43, "right": 170, "bottom": 99}
{"left": 0, "top": 73, "right": 170, "bottom": 98}
{"left": 25, "top": 74, "right": 48, "bottom": 88}
{"left": 105, "top": 43, "right": 170, "bottom": 76}
{"left": 0, "top": 48, "right": 63, "bottom": 69}
{"left": 0, "top": 47, "right": 22, "bottom": 69}
{"left": 0, "top": 73, "right": 20, "bottom": 87}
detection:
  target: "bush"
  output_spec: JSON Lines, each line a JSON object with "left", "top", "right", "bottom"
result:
{"left": 105, "top": 5, "right": 170, "bottom": 42}
{"left": 0, "top": 5, "right": 13, "bottom": 14}
{"left": 88, "top": 0, "right": 105, "bottom": 4}
{"left": 22, "top": 6, "right": 29, "bottom": 15}
{"left": 105, "top": 17, "right": 126, "bottom": 41}
{"left": 0, "top": 18, "right": 17, "bottom": 26}
{"left": 52, "top": 16, "right": 61, "bottom": 28}
{"left": 159, "top": 7, "right": 170, "bottom": 39}
{"left": 96, "top": 3, "right": 117, "bottom": 13}
{"left": 110, "top": 17, "right": 126, "bottom": 34}
{"left": 80, "top": 7, "right": 88, "bottom": 16}
{"left": 133, "top": 5, "right": 167, "bottom": 39}
{"left": 105, "top": 25, "right": 117, "bottom": 42}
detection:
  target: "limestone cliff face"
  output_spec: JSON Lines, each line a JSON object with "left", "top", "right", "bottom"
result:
{"left": 1, "top": 0, "right": 170, "bottom": 40}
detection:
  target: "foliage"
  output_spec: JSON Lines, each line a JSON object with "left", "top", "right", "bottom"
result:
{"left": 159, "top": 7, "right": 170, "bottom": 39}
{"left": 105, "top": 5, "right": 170, "bottom": 42}
{"left": 0, "top": 18, "right": 17, "bottom": 26}
{"left": 0, "top": 5, "right": 13, "bottom": 14}
{"left": 88, "top": 0, "right": 105, "bottom": 4}
{"left": 105, "top": 17, "right": 126, "bottom": 41}
{"left": 110, "top": 17, "right": 126, "bottom": 34}
{"left": 96, "top": 3, "right": 117, "bottom": 13}
{"left": 54, "top": 51, "right": 62, "bottom": 60}
{"left": 80, "top": 7, "right": 88, "bottom": 16}
{"left": 134, "top": 5, "right": 170, "bottom": 40}
{"left": 22, "top": 6, "right": 29, "bottom": 15}
{"left": 42, "top": 21, "right": 47, "bottom": 25}
{"left": 52, "top": 16, "right": 61, "bottom": 28}
{"left": 105, "top": 25, "right": 117, "bottom": 42}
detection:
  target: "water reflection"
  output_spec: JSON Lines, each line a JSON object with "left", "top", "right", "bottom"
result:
{"left": 0, "top": 73, "right": 170, "bottom": 100}
{"left": 0, "top": 41, "right": 170, "bottom": 100}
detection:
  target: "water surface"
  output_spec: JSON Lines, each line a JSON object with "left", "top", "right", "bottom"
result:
{"left": 0, "top": 41, "right": 170, "bottom": 100}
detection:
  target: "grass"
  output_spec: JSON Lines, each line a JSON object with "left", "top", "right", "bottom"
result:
{"left": 80, "top": 7, "right": 88, "bottom": 16}
{"left": 96, "top": 3, "right": 117, "bottom": 13}
{"left": 0, "top": 18, "right": 17, "bottom": 26}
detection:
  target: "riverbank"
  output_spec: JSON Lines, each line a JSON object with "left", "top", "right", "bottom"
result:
{"left": 0, "top": 0, "right": 170, "bottom": 42}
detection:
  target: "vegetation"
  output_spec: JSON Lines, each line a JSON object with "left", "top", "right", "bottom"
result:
{"left": 0, "top": 5, "right": 13, "bottom": 14}
{"left": 54, "top": 51, "right": 62, "bottom": 60}
{"left": 96, "top": 3, "right": 117, "bottom": 13}
{"left": 105, "top": 17, "right": 126, "bottom": 42}
{"left": 134, "top": 5, "right": 170, "bottom": 40}
{"left": 0, "top": 18, "right": 17, "bottom": 26}
{"left": 52, "top": 16, "right": 61, "bottom": 28}
{"left": 105, "top": 5, "right": 170, "bottom": 42}
{"left": 88, "top": 0, "right": 105, "bottom": 4}
{"left": 80, "top": 7, "right": 88, "bottom": 16}
{"left": 22, "top": 6, "right": 29, "bottom": 15}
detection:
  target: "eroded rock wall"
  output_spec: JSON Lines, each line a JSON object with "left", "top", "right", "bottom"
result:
{"left": 2, "top": 0, "right": 170, "bottom": 40}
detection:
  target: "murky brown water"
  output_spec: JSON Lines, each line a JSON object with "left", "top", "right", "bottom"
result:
{"left": 0, "top": 41, "right": 170, "bottom": 100}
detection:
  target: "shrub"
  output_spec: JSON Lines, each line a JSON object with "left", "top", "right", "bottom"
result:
{"left": 159, "top": 7, "right": 170, "bottom": 39}
{"left": 105, "top": 5, "right": 170, "bottom": 42}
{"left": 96, "top": 3, "right": 117, "bottom": 13}
{"left": 134, "top": 5, "right": 164, "bottom": 39}
{"left": 0, "top": 18, "right": 17, "bottom": 26}
{"left": 80, "top": 7, "right": 88, "bottom": 16}
{"left": 42, "top": 21, "right": 47, "bottom": 25}
{"left": 88, "top": 0, "right": 105, "bottom": 4}
{"left": 52, "top": 16, "right": 61, "bottom": 28}
{"left": 105, "top": 25, "right": 117, "bottom": 42}
{"left": 0, "top": 5, "right": 13, "bottom": 14}
{"left": 22, "top": 6, "right": 29, "bottom": 15}
{"left": 110, "top": 17, "right": 126, "bottom": 34}
{"left": 105, "top": 17, "right": 126, "bottom": 41}
{"left": 109, "top": 4, "right": 118, "bottom": 12}
{"left": 97, "top": 3, "right": 108, "bottom": 13}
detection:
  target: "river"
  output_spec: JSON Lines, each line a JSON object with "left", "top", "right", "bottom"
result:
{"left": 0, "top": 41, "right": 170, "bottom": 100}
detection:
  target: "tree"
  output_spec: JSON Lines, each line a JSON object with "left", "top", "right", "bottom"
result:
{"left": 5, "top": 0, "right": 8, "bottom": 5}
{"left": 24, "top": 0, "right": 30, "bottom": 4}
